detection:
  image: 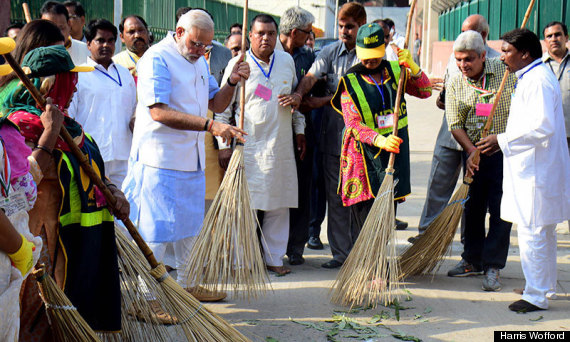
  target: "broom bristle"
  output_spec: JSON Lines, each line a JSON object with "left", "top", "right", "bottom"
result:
{"left": 33, "top": 266, "right": 102, "bottom": 342}
{"left": 115, "top": 226, "right": 179, "bottom": 341}
{"left": 186, "top": 144, "right": 269, "bottom": 300}
{"left": 150, "top": 264, "right": 251, "bottom": 342}
{"left": 331, "top": 173, "right": 401, "bottom": 307}
{"left": 398, "top": 181, "right": 470, "bottom": 278}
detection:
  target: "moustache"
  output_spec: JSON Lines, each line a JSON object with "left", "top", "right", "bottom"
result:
{"left": 341, "top": 34, "right": 352, "bottom": 40}
{"left": 134, "top": 38, "right": 146, "bottom": 45}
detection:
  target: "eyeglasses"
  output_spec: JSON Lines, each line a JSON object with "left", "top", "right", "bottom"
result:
{"left": 297, "top": 28, "right": 313, "bottom": 35}
{"left": 189, "top": 40, "right": 213, "bottom": 53}
{"left": 69, "top": 15, "right": 80, "bottom": 20}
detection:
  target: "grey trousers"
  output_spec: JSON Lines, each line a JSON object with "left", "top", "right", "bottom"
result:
{"left": 323, "top": 153, "right": 352, "bottom": 263}
{"left": 418, "top": 144, "right": 464, "bottom": 233}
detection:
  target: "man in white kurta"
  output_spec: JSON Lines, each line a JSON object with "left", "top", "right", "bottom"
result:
{"left": 122, "top": 10, "right": 248, "bottom": 300}
{"left": 216, "top": 15, "right": 305, "bottom": 275}
{"left": 479, "top": 28, "right": 570, "bottom": 312}
{"left": 69, "top": 19, "right": 136, "bottom": 187}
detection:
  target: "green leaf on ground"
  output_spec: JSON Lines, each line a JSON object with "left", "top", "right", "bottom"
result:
{"left": 242, "top": 319, "right": 260, "bottom": 325}
{"left": 265, "top": 337, "right": 279, "bottom": 342}
{"left": 289, "top": 318, "right": 327, "bottom": 331}
{"left": 414, "top": 314, "right": 423, "bottom": 320}
{"left": 392, "top": 333, "right": 422, "bottom": 341}
{"left": 423, "top": 307, "right": 432, "bottom": 314}
{"left": 403, "top": 289, "right": 413, "bottom": 301}
{"left": 529, "top": 316, "right": 543, "bottom": 321}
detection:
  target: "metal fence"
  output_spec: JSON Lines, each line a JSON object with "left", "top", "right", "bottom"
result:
{"left": 10, "top": 0, "right": 279, "bottom": 42}
{"left": 437, "top": 0, "right": 570, "bottom": 41}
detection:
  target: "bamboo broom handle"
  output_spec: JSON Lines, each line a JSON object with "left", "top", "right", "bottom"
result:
{"left": 239, "top": 0, "right": 249, "bottom": 130}
{"left": 471, "top": 0, "right": 535, "bottom": 167}
{"left": 387, "top": 0, "right": 417, "bottom": 169}
{"left": 1, "top": 51, "right": 160, "bottom": 269}
{"left": 23, "top": 3, "right": 32, "bottom": 23}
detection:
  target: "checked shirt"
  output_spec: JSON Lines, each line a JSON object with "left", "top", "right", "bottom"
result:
{"left": 446, "top": 57, "right": 517, "bottom": 143}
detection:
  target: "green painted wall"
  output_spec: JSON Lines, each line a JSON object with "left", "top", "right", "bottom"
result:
{"left": 438, "top": 0, "right": 570, "bottom": 41}
{"left": 10, "top": 0, "right": 279, "bottom": 42}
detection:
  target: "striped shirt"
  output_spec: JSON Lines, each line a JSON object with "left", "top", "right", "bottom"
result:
{"left": 446, "top": 57, "right": 516, "bottom": 143}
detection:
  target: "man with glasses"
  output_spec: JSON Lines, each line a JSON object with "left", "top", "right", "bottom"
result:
{"left": 64, "top": 1, "right": 86, "bottom": 42}
{"left": 275, "top": 7, "right": 315, "bottom": 266}
{"left": 122, "top": 9, "right": 249, "bottom": 301}
{"left": 215, "top": 14, "right": 306, "bottom": 275}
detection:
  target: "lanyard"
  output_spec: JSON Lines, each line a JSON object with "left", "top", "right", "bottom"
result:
{"left": 547, "top": 56, "right": 569, "bottom": 81}
{"left": 465, "top": 74, "right": 494, "bottom": 102}
{"left": 248, "top": 51, "right": 275, "bottom": 81}
{"left": 128, "top": 53, "right": 136, "bottom": 65}
{"left": 0, "top": 139, "right": 11, "bottom": 197}
{"left": 368, "top": 73, "right": 386, "bottom": 109}
{"left": 96, "top": 65, "right": 122, "bottom": 87}
{"left": 515, "top": 61, "right": 542, "bottom": 89}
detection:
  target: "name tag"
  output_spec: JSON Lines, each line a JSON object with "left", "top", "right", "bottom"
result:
{"left": 476, "top": 103, "right": 493, "bottom": 117}
{"left": 254, "top": 83, "right": 272, "bottom": 101}
{"left": 376, "top": 114, "right": 394, "bottom": 129}
{"left": 0, "top": 191, "right": 29, "bottom": 217}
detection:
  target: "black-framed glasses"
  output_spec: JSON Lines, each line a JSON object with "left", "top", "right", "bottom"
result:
{"left": 189, "top": 40, "right": 213, "bottom": 53}
{"left": 297, "top": 28, "right": 313, "bottom": 35}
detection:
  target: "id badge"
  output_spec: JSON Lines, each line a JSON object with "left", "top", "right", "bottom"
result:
{"left": 476, "top": 103, "right": 493, "bottom": 117}
{"left": 376, "top": 114, "right": 394, "bottom": 129}
{"left": 254, "top": 83, "right": 272, "bottom": 101}
{"left": 0, "top": 191, "right": 29, "bottom": 217}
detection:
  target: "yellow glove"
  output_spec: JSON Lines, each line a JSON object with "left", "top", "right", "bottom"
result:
{"left": 397, "top": 48, "right": 421, "bottom": 75}
{"left": 8, "top": 234, "right": 36, "bottom": 276}
{"left": 373, "top": 134, "right": 403, "bottom": 153}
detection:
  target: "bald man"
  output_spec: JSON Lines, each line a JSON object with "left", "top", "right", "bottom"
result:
{"left": 411, "top": 14, "right": 500, "bottom": 243}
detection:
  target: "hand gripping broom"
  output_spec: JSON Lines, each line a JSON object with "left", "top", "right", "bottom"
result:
{"left": 398, "top": 0, "right": 536, "bottom": 279}
{"left": 331, "top": 0, "right": 418, "bottom": 308}
{"left": 0, "top": 37, "right": 250, "bottom": 342}
{"left": 185, "top": 0, "right": 270, "bottom": 300}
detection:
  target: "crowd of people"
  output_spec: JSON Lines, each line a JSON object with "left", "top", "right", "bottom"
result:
{"left": 0, "top": 0, "right": 568, "bottom": 340}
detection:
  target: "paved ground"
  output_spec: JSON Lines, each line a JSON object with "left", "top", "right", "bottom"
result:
{"left": 168, "top": 93, "right": 569, "bottom": 342}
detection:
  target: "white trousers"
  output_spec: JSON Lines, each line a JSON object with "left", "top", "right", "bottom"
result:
{"left": 259, "top": 207, "right": 289, "bottom": 267}
{"left": 518, "top": 223, "right": 557, "bottom": 309}
{"left": 148, "top": 236, "right": 196, "bottom": 288}
{"left": 106, "top": 159, "right": 128, "bottom": 189}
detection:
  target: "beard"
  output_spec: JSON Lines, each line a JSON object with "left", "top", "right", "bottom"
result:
{"left": 177, "top": 34, "right": 200, "bottom": 63}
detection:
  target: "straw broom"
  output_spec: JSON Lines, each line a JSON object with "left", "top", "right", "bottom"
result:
{"left": 115, "top": 226, "right": 176, "bottom": 342}
{"left": 398, "top": 0, "right": 536, "bottom": 279}
{"left": 0, "top": 37, "right": 251, "bottom": 342}
{"left": 186, "top": 0, "right": 269, "bottom": 300}
{"left": 32, "top": 265, "right": 101, "bottom": 342}
{"left": 331, "top": 0, "right": 417, "bottom": 308}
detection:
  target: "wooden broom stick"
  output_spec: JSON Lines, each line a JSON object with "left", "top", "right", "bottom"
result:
{"left": 386, "top": 0, "right": 417, "bottom": 170}
{"left": 23, "top": 3, "right": 32, "bottom": 23}
{"left": 473, "top": 0, "right": 535, "bottom": 165}
{"left": 239, "top": 0, "right": 249, "bottom": 130}
{"left": 0, "top": 48, "right": 160, "bottom": 269}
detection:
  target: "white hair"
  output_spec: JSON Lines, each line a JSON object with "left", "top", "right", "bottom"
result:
{"left": 176, "top": 9, "right": 214, "bottom": 33}
{"left": 279, "top": 7, "right": 315, "bottom": 35}
{"left": 453, "top": 30, "right": 485, "bottom": 55}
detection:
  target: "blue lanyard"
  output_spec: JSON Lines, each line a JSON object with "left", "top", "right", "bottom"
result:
{"left": 515, "top": 61, "right": 542, "bottom": 89}
{"left": 96, "top": 65, "right": 122, "bottom": 87}
{"left": 248, "top": 51, "right": 274, "bottom": 80}
{"left": 368, "top": 73, "right": 386, "bottom": 108}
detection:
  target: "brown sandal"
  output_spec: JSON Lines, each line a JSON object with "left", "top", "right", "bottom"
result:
{"left": 266, "top": 265, "right": 291, "bottom": 276}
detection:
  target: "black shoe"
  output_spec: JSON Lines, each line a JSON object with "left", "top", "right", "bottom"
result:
{"left": 395, "top": 219, "right": 408, "bottom": 230}
{"left": 307, "top": 236, "right": 324, "bottom": 250}
{"left": 407, "top": 235, "right": 421, "bottom": 244}
{"left": 288, "top": 254, "right": 305, "bottom": 266}
{"left": 508, "top": 300, "right": 544, "bottom": 313}
{"left": 321, "top": 259, "right": 343, "bottom": 269}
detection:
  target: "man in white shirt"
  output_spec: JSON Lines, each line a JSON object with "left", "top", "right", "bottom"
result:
{"left": 122, "top": 9, "right": 249, "bottom": 301}
{"left": 68, "top": 19, "right": 136, "bottom": 187}
{"left": 40, "top": 1, "right": 89, "bottom": 65}
{"left": 64, "top": 1, "right": 86, "bottom": 42}
{"left": 384, "top": 18, "right": 405, "bottom": 62}
{"left": 216, "top": 14, "right": 306, "bottom": 276}
{"left": 479, "top": 28, "right": 570, "bottom": 312}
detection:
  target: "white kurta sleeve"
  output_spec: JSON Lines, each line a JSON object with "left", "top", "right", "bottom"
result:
{"left": 214, "top": 57, "right": 239, "bottom": 149}
{"left": 498, "top": 79, "right": 557, "bottom": 157}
